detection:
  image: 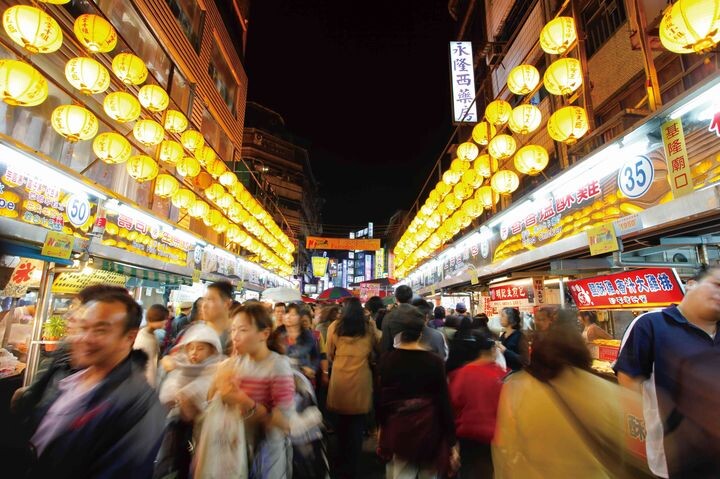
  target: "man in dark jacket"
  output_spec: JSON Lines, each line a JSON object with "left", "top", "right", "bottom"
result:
{"left": 23, "top": 291, "right": 165, "bottom": 479}
{"left": 380, "top": 285, "right": 415, "bottom": 353}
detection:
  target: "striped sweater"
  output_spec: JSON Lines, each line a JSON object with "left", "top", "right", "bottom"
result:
{"left": 231, "top": 352, "right": 295, "bottom": 415}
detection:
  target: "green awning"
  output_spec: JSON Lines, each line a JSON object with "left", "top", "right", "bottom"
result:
{"left": 100, "top": 260, "right": 192, "bottom": 286}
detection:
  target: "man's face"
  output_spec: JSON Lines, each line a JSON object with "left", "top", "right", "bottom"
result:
{"left": 274, "top": 306, "right": 286, "bottom": 323}
{"left": 203, "top": 288, "right": 230, "bottom": 324}
{"left": 76, "top": 301, "right": 136, "bottom": 369}
{"left": 534, "top": 311, "right": 552, "bottom": 332}
{"left": 685, "top": 269, "right": 720, "bottom": 322}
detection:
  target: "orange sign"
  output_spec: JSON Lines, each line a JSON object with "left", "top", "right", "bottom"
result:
{"left": 661, "top": 118, "right": 694, "bottom": 198}
{"left": 306, "top": 236, "right": 381, "bottom": 251}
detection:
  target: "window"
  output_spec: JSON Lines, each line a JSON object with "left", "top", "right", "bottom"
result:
{"left": 165, "top": 0, "right": 204, "bottom": 50}
{"left": 169, "top": 67, "right": 193, "bottom": 116}
{"left": 201, "top": 108, "right": 234, "bottom": 162}
{"left": 208, "top": 42, "right": 239, "bottom": 115}
{"left": 582, "top": 0, "right": 628, "bottom": 58}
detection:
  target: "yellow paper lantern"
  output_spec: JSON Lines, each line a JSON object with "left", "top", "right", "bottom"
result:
{"left": 485, "top": 100, "right": 512, "bottom": 126}
{"left": 659, "top": 0, "right": 720, "bottom": 53}
{"left": 508, "top": 104, "right": 543, "bottom": 135}
{"left": 171, "top": 188, "right": 195, "bottom": 209}
{"left": 158, "top": 139, "right": 184, "bottom": 164}
{"left": 473, "top": 154, "right": 499, "bottom": 178}
{"left": 544, "top": 58, "right": 583, "bottom": 96}
{"left": 203, "top": 209, "right": 223, "bottom": 227}
{"left": 475, "top": 185, "right": 500, "bottom": 209}
{"left": 126, "top": 155, "right": 159, "bottom": 182}
{"left": 442, "top": 170, "right": 461, "bottom": 186}
{"left": 461, "top": 169, "right": 483, "bottom": 188}
{"left": 0, "top": 60, "right": 48, "bottom": 106}
{"left": 154, "top": 174, "right": 179, "bottom": 198}
{"left": 462, "top": 198, "right": 483, "bottom": 219}
{"left": 547, "top": 106, "right": 589, "bottom": 144}
{"left": 3, "top": 6, "right": 63, "bottom": 54}
{"left": 420, "top": 204, "right": 435, "bottom": 217}
{"left": 93, "top": 131, "right": 131, "bottom": 164}
{"left": 488, "top": 134, "right": 517, "bottom": 160}
{"left": 208, "top": 159, "right": 227, "bottom": 178}
{"left": 188, "top": 200, "right": 209, "bottom": 218}
{"left": 450, "top": 158, "right": 471, "bottom": 173}
{"left": 196, "top": 145, "right": 217, "bottom": 167}
{"left": 38, "top": 0, "right": 71, "bottom": 4}
{"left": 490, "top": 170, "right": 520, "bottom": 196}
{"left": 514, "top": 145, "right": 549, "bottom": 176}
{"left": 164, "top": 110, "right": 188, "bottom": 134}
{"left": 540, "top": 16, "right": 577, "bottom": 55}
{"left": 507, "top": 64, "right": 540, "bottom": 95}
{"left": 74, "top": 14, "right": 117, "bottom": 53}
{"left": 133, "top": 119, "right": 164, "bottom": 146}
{"left": 205, "top": 183, "right": 225, "bottom": 201}
{"left": 176, "top": 156, "right": 201, "bottom": 178}
{"left": 443, "top": 193, "right": 462, "bottom": 211}
{"left": 51, "top": 105, "right": 98, "bottom": 142}
{"left": 457, "top": 142, "right": 480, "bottom": 161}
{"left": 181, "top": 130, "right": 204, "bottom": 152}
{"left": 436, "top": 181, "right": 451, "bottom": 198}
{"left": 219, "top": 171, "right": 238, "bottom": 187}
{"left": 213, "top": 217, "right": 229, "bottom": 234}
{"left": 104, "top": 91, "right": 141, "bottom": 123}
{"left": 111, "top": 52, "right": 148, "bottom": 85}
{"left": 138, "top": 84, "right": 169, "bottom": 112}
{"left": 471, "top": 121, "right": 496, "bottom": 146}
{"left": 65, "top": 57, "right": 110, "bottom": 95}
{"left": 216, "top": 192, "right": 234, "bottom": 210}
{"left": 426, "top": 212, "right": 441, "bottom": 230}
{"left": 226, "top": 224, "right": 241, "bottom": 241}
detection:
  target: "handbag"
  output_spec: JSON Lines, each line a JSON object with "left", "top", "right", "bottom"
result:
{"left": 194, "top": 395, "right": 248, "bottom": 479}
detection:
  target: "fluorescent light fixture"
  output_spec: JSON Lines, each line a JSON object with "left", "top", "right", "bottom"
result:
{"left": 670, "top": 83, "right": 720, "bottom": 120}
{"left": 487, "top": 275, "right": 510, "bottom": 285}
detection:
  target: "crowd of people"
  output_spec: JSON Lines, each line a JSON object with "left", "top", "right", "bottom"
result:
{"left": 5, "top": 266, "right": 720, "bottom": 478}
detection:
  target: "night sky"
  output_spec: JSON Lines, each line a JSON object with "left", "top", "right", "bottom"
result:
{"left": 244, "top": 0, "right": 455, "bottom": 237}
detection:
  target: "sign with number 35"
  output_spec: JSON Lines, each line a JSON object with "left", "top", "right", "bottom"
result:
{"left": 618, "top": 156, "right": 654, "bottom": 199}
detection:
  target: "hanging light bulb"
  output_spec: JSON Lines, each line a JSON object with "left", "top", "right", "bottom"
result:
{"left": 133, "top": 119, "right": 164, "bottom": 146}
{"left": 154, "top": 174, "right": 180, "bottom": 198}
{"left": 0, "top": 59, "right": 48, "bottom": 106}
{"left": 514, "top": 145, "right": 549, "bottom": 175}
{"left": 473, "top": 154, "right": 498, "bottom": 178}
{"left": 3, "top": 6, "right": 63, "bottom": 54}
{"left": 158, "top": 139, "right": 184, "bottom": 164}
{"left": 659, "top": 0, "right": 720, "bottom": 53}
{"left": 490, "top": 170, "right": 520, "bottom": 196}
{"left": 51, "top": 105, "right": 98, "bottom": 142}
{"left": 164, "top": 110, "right": 188, "bottom": 133}
{"left": 472, "top": 121, "right": 496, "bottom": 146}
{"left": 508, "top": 104, "right": 543, "bottom": 135}
{"left": 488, "top": 134, "right": 517, "bottom": 160}
{"left": 507, "top": 64, "right": 540, "bottom": 95}
{"left": 457, "top": 141, "right": 480, "bottom": 161}
{"left": 547, "top": 106, "right": 589, "bottom": 144}
{"left": 540, "top": 16, "right": 577, "bottom": 55}
{"left": 111, "top": 52, "right": 148, "bottom": 85}
{"left": 65, "top": 57, "right": 110, "bottom": 95}
{"left": 104, "top": 91, "right": 141, "bottom": 123}
{"left": 126, "top": 155, "right": 159, "bottom": 182}
{"left": 485, "top": 100, "right": 512, "bottom": 126}
{"left": 544, "top": 58, "right": 583, "bottom": 96}
{"left": 73, "top": 14, "right": 117, "bottom": 53}
{"left": 93, "top": 131, "right": 131, "bottom": 164}
{"left": 138, "top": 84, "right": 169, "bottom": 112}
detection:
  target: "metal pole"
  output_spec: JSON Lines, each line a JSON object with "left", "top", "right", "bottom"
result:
{"left": 559, "top": 277, "right": 566, "bottom": 307}
{"left": 632, "top": 0, "right": 663, "bottom": 110}
{"left": 23, "top": 261, "right": 55, "bottom": 387}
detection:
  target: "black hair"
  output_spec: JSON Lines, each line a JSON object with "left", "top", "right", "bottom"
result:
{"left": 527, "top": 310, "right": 592, "bottom": 382}
{"left": 207, "top": 281, "right": 234, "bottom": 300}
{"left": 76, "top": 284, "right": 129, "bottom": 305}
{"left": 578, "top": 310, "right": 598, "bottom": 324}
{"left": 92, "top": 292, "right": 143, "bottom": 332}
{"left": 189, "top": 298, "right": 203, "bottom": 322}
{"left": 147, "top": 304, "right": 169, "bottom": 322}
{"left": 319, "top": 304, "right": 340, "bottom": 324}
{"left": 394, "top": 285, "right": 413, "bottom": 304}
{"left": 434, "top": 306, "right": 446, "bottom": 320}
{"left": 365, "top": 296, "right": 385, "bottom": 315}
{"left": 274, "top": 302, "right": 287, "bottom": 310}
{"left": 338, "top": 297, "right": 367, "bottom": 338}
{"left": 411, "top": 298, "right": 432, "bottom": 320}
{"left": 286, "top": 303, "right": 310, "bottom": 331}
{"left": 690, "top": 264, "right": 720, "bottom": 283}
{"left": 230, "top": 302, "right": 283, "bottom": 354}
{"left": 502, "top": 307, "right": 522, "bottom": 330}
{"left": 472, "top": 313, "right": 489, "bottom": 328}
{"left": 444, "top": 315, "right": 459, "bottom": 329}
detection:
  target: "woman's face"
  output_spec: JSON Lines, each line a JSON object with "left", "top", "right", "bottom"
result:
{"left": 578, "top": 314, "right": 587, "bottom": 327}
{"left": 231, "top": 312, "right": 268, "bottom": 355}
{"left": 284, "top": 308, "right": 300, "bottom": 328}
{"left": 301, "top": 314, "right": 312, "bottom": 329}
{"left": 500, "top": 310, "right": 510, "bottom": 328}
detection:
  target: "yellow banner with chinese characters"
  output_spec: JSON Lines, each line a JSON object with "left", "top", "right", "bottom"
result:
{"left": 661, "top": 119, "right": 694, "bottom": 198}
{"left": 312, "top": 256, "right": 329, "bottom": 278}
{"left": 587, "top": 222, "right": 620, "bottom": 256}
{"left": 306, "top": 236, "right": 381, "bottom": 251}
{"left": 41, "top": 231, "right": 74, "bottom": 260}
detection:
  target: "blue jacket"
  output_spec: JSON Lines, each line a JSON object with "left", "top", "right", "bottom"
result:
{"left": 27, "top": 350, "right": 166, "bottom": 479}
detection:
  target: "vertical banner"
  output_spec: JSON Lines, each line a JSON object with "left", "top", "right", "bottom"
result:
{"left": 388, "top": 252, "right": 395, "bottom": 279}
{"left": 311, "top": 256, "right": 329, "bottom": 278}
{"left": 661, "top": 119, "right": 694, "bottom": 198}
{"left": 365, "top": 254, "right": 373, "bottom": 280}
{"left": 533, "top": 278, "right": 545, "bottom": 304}
{"left": 449, "top": 41, "right": 477, "bottom": 123}
{"left": 375, "top": 248, "right": 385, "bottom": 278}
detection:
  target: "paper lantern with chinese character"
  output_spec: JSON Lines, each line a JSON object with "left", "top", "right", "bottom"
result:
{"left": 475, "top": 185, "right": 500, "bottom": 209}
{"left": 659, "top": 0, "right": 720, "bottom": 53}
{"left": 507, "top": 64, "right": 540, "bottom": 95}
{"left": 426, "top": 212, "right": 441, "bottom": 229}
{"left": 171, "top": 188, "right": 195, "bottom": 209}
{"left": 3, "top": 6, "right": 63, "bottom": 54}
{"left": 547, "top": 106, "right": 589, "bottom": 144}
{"left": 154, "top": 174, "right": 179, "bottom": 198}
{"left": 138, "top": 84, "right": 169, "bottom": 112}
{"left": 65, "top": 57, "right": 110, "bottom": 95}
{"left": 188, "top": 200, "right": 209, "bottom": 218}
{"left": 490, "top": 170, "right": 519, "bottom": 196}
{"left": 226, "top": 224, "right": 241, "bottom": 241}
{"left": 219, "top": 171, "right": 238, "bottom": 187}
{"left": 181, "top": 130, "right": 204, "bottom": 152}
{"left": 461, "top": 169, "right": 483, "bottom": 188}
{"left": 508, "top": 104, "right": 542, "bottom": 135}
{"left": 195, "top": 145, "right": 216, "bottom": 167}
{"left": 104, "top": 91, "right": 141, "bottom": 123}
{"left": 111, "top": 52, "right": 147, "bottom": 85}
{"left": 126, "top": 155, "right": 159, "bottom": 182}
{"left": 0, "top": 60, "right": 48, "bottom": 106}
{"left": 51, "top": 105, "right": 98, "bottom": 142}
{"left": 203, "top": 209, "right": 223, "bottom": 227}
{"left": 442, "top": 170, "right": 461, "bottom": 186}
{"left": 176, "top": 156, "right": 201, "bottom": 178}
{"left": 462, "top": 198, "right": 484, "bottom": 219}
{"left": 133, "top": 119, "right": 164, "bottom": 146}
{"left": 544, "top": 58, "right": 583, "bottom": 95}
{"left": 194, "top": 171, "right": 212, "bottom": 190}
{"left": 471, "top": 121, "right": 496, "bottom": 146}
{"left": 436, "top": 181, "right": 451, "bottom": 198}
{"left": 473, "top": 154, "right": 498, "bottom": 178}
{"left": 74, "top": 14, "right": 117, "bottom": 53}
{"left": 427, "top": 189, "right": 441, "bottom": 209}
{"left": 208, "top": 159, "right": 227, "bottom": 178}
{"left": 158, "top": 139, "right": 183, "bottom": 164}
{"left": 420, "top": 204, "right": 435, "bottom": 217}
{"left": 205, "top": 183, "right": 225, "bottom": 201}
{"left": 213, "top": 217, "right": 229, "bottom": 234}
{"left": 216, "top": 192, "right": 234, "bottom": 210}
{"left": 540, "top": 17, "right": 577, "bottom": 55}
{"left": 164, "top": 110, "right": 188, "bottom": 134}
{"left": 514, "top": 145, "right": 549, "bottom": 176}
{"left": 457, "top": 141, "right": 480, "bottom": 161}
{"left": 93, "top": 131, "right": 131, "bottom": 164}
{"left": 450, "top": 158, "right": 471, "bottom": 173}
{"left": 488, "top": 134, "right": 517, "bottom": 160}
{"left": 485, "top": 100, "right": 512, "bottom": 126}
{"left": 443, "top": 193, "right": 462, "bottom": 211}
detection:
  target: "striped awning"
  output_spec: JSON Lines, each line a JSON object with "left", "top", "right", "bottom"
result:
{"left": 99, "top": 260, "right": 192, "bottom": 286}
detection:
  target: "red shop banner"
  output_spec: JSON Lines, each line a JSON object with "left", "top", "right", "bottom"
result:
{"left": 490, "top": 284, "right": 531, "bottom": 302}
{"left": 568, "top": 268, "right": 684, "bottom": 310}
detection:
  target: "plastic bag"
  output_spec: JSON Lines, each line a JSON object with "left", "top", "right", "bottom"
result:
{"left": 194, "top": 395, "right": 248, "bottom": 479}
{"left": 494, "top": 346, "right": 507, "bottom": 371}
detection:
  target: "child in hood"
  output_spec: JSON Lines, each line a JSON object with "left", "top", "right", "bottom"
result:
{"left": 154, "top": 323, "right": 224, "bottom": 479}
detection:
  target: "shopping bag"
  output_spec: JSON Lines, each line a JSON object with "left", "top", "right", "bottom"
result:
{"left": 194, "top": 395, "right": 248, "bottom": 479}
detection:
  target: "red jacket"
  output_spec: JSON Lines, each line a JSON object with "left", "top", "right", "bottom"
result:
{"left": 449, "top": 361, "right": 505, "bottom": 443}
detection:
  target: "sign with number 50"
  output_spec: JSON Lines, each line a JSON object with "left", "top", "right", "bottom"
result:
{"left": 66, "top": 194, "right": 91, "bottom": 227}
{"left": 618, "top": 156, "right": 654, "bottom": 199}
